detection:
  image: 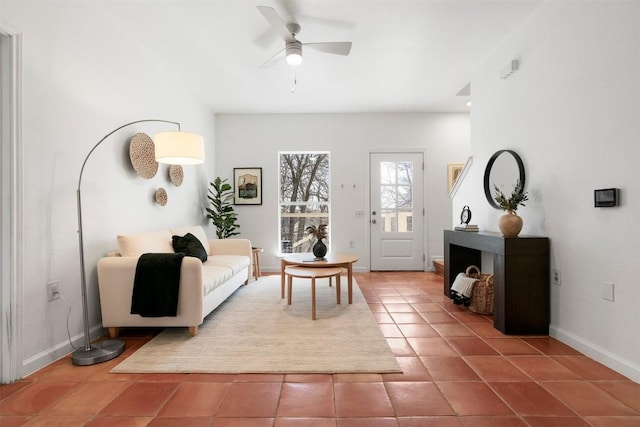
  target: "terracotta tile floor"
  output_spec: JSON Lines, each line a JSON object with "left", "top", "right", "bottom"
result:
{"left": 2, "top": 272, "right": 639, "bottom": 427}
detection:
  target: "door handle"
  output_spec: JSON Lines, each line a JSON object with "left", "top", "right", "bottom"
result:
{"left": 371, "top": 219, "right": 377, "bottom": 224}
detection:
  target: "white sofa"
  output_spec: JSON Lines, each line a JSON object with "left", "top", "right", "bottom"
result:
{"left": 97, "top": 225, "right": 252, "bottom": 337}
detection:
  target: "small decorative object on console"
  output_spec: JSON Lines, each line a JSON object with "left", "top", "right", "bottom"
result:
{"left": 460, "top": 205, "right": 472, "bottom": 224}
{"left": 455, "top": 205, "right": 478, "bottom": 231}
{"left": 454, "top": 224, "right": 479, "bottom": 232}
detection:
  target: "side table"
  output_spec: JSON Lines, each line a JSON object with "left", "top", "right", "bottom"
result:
{"left": 251, "top": 247, "right": 263, "bottom": 280}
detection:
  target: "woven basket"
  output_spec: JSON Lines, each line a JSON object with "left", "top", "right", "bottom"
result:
{"left": 465, "top": 265, "right": 495, "bottom": 315}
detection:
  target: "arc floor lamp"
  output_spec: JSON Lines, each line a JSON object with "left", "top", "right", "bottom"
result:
{"left": 73, "top": 119, "right": 204, "bottom": 366}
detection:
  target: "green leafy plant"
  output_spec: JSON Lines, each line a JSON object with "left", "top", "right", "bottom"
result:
{"left": 493, "top": 179, "right": 529, "bottom": 211}
{"left": 305, "top": 224, "right": 328, "bottom": 241}
{"left": 206, "top": 177, "right": 240, "bottom": 239}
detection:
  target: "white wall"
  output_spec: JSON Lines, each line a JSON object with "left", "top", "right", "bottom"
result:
{"left": 215, "top": 113, "right": 470, "bottom": 272}
{"left": 454, "top": 1, "right": 640, "bottom": 381}
{"left": 1, "top": 3, "right": 217, "bottom": 376}
{"left": 1, "top": 1, "right": 471, "bottom": 379}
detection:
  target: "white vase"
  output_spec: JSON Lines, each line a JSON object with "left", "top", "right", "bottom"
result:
{"left": 498, "top": 210, "right": 523, "bottom": 237}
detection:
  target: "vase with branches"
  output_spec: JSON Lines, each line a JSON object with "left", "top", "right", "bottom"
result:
{"left": 306, "top": 224, "right": 328, "bottom": 258}
{"left": 493, "top": 179, "right": 529, "bottom": 212}
{"left": 493, "top": 179, "right": 528, "bottom": 237}
{"left": 206, "top": 177, "right": 240, "bottom": 239}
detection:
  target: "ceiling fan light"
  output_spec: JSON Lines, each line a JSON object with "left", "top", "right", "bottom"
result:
{"left": 286, "top": 40, "right": 303, "bottom": 66}
{"left": 287, "top": 53, "right": 302, "bottom": 66}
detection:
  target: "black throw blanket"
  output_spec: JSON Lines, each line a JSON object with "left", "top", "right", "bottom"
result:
{"left": 131, "top": 253, "right": 185, "bottom": 317}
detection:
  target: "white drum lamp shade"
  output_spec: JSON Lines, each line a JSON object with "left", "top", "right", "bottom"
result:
{"left": 154, "top": 131, "right": 205, "bottom": 165}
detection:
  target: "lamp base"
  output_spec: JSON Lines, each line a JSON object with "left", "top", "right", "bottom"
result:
{"left": 71, "top": 339, "right": 125, "bottom": 366}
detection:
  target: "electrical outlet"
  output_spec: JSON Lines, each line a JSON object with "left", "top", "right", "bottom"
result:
{"left": 603, "top": 282, "right": 615, "bottom": 302}
{"left": 552, "top": 269, "right": 561, "bottom": 286}
{"left": 47, "top": 280, "right": 60, "bottom": 302}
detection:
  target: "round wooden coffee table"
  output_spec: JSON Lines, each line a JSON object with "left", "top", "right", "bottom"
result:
{"left": 280, "top": 253, "right": 359, "bottom": 303}
{"left": 284, "top": 266, "right": 344, "bottom": 320}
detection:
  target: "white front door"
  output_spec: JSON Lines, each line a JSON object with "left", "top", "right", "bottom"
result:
{"left": 370, "top": 152, "right": 425, "bottom": 271}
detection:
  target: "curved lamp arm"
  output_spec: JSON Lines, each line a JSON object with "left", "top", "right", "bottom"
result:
{"left": 77, "top": 119, "right": 179, "bottom": 192}
{"left": 74, "top": 119, "right": 181, "bottom": 365}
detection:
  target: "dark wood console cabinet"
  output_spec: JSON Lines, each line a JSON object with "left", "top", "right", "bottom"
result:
{"left": 444, "top": 230, "right": 550, "bottom": 335}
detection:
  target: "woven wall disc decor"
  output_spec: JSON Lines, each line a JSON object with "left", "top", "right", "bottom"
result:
{"left": 169, "top": 165, "right": 184, "bottom": 187}
{"left": 155, "top": 188, "right": 168, "bottom": 206}
{"left": 129, "top": 133, "right": 158, "bottom": 179}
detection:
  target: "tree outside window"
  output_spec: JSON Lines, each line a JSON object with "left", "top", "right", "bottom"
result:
{"left": 279, "top": 152, "right": 330, "bottom": 253}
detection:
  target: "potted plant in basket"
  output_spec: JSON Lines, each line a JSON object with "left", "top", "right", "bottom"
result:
{"left": 306, "top": 224, "right": 328, "bottom": 259}
{"left": 493, "top": 179, "right": 529, "bottom": 237}
{"left": 206, "top": 177, "right": 240, "bottom": 239}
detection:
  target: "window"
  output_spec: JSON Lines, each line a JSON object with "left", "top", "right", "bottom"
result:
{"left": 279, "top": 152, "right": 330, "bottom": 253}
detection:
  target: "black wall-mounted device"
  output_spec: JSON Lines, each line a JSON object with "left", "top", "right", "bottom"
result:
{"left": 594, "top": 188, "right": 619, "bottom": 207}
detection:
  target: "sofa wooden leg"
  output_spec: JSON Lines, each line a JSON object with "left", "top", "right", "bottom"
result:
{"left": 189, "top": 326, "right": 198, "bottom": 337}
{"left": 108, "top": 327, "right": 119, "bottom": 338}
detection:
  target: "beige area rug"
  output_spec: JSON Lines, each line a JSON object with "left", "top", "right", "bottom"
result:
{"left": 111, "top": 275, "right": 401, "bottom": 374}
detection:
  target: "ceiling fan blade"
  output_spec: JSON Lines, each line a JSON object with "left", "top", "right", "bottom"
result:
{"left": 257, "top": 6, "right": 294, "bottom": 42}
{"left": 259, "top": 47, "right": 286, "bottom": 69}
{"left": 278, "top": 0, "right": 353, "bottom": 30}
{"left": 303, "top": 42, "right": 352, "bottom": 56}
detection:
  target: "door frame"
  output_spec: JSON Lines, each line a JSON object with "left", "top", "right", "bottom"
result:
{"left": 368, "top": 149, "right": 428, "bottom": 271}
{"left": 1, "top": 23, "right": 23, "bottom": 384}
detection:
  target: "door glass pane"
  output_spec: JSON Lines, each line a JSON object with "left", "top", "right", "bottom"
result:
{"left": 380, "top": 162, "right": 396, "bottom": 184}
{"left": 398, "top": 161, "right": 413, "bottom": 184}
{"left": 378, "top": 160, "right": 414, "bottom": 233}
{"left": 381, "top": 209, "right": 396, "bottom": 232}
{"left": 398, "top": 209, "right": 413, "bottom": 232}
{"left": 380, "top": 186, "right": 397, "bottom": 209}
{"left": 397, "top": 186, "right": 412, "bottom": 208}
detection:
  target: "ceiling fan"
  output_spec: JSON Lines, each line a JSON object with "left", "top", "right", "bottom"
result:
{"left": 257, "top": 5, "right": 352, "bottom": 68}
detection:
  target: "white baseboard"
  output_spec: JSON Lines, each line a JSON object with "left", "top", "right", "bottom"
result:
{"left": 550, "top": 325, "right": 640, "bottom": 383}
{"left": 22, "top": 325, "right": 106, "bottom": 377}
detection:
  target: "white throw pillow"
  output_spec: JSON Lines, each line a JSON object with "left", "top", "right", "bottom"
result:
{"left": 170, "top": 225, "right": 211, "bottom": 255}
{"left": 117, "top": 230, "right": 174, "bottom": 257}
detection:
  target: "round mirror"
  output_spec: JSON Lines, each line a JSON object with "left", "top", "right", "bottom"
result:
{"left": 483, "top": 150, "right": 525, "bottom": 209}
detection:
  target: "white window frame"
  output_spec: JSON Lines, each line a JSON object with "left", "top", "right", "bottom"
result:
{"left": 278, "top": 151, "right": 331, "bottom": 255}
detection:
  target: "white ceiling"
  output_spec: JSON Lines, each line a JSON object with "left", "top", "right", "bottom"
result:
{"left": 112, "top": 0, "right": 542, "bottom": 114}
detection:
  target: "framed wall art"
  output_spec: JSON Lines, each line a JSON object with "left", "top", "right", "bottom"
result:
{"left": 233, "top": 167, "right": 262, "bottom": 205}
{"left": 447, "top": 163, "right": 464, "bottom": 193}
{"left": 448, "top": 157, "right": 473, "bottom": 198}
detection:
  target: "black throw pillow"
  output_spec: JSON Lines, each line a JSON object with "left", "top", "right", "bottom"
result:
{"left": 172, "top": 233, "right": 208, "bottom": 262}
